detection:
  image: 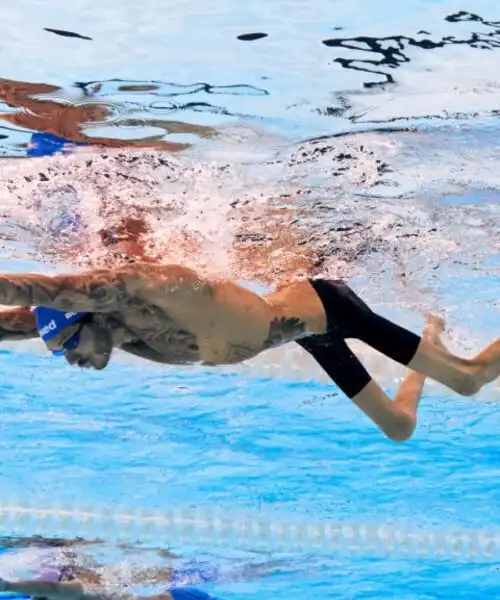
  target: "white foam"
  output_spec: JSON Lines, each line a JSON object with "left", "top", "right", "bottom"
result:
{"left": 1, "top": 130, "right": 500, "bottom": 398}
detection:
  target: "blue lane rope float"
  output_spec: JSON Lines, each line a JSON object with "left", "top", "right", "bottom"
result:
{"left": 0, "top": 503, "right": 498, "bottom": 562}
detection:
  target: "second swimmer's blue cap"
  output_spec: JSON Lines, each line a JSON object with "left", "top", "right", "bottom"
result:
{"left": 33, "top": 307, "right": 88, "bottom": 342}
{"left": 169, "top": 588, "right": 216, "bottom": 600}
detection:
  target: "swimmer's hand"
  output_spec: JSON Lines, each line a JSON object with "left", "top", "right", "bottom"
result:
{"left": 0, "top": 579, "right": 84, "bottom": 600}
{"left": 0, "top": 308, "right": 38, "bottom": 341}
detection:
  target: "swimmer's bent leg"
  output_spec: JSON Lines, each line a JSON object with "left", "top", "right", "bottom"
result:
{"left": 298, "top": 279, "right": 500, "bottom": 440}
{"left": 297, "top": 278, "right": 422, "bottom": 389}
{"left": 341, "top": 281, "right": 500, "bottom": 395}
{"left": 297, "top": 329, "right": 425, "bottom": 441}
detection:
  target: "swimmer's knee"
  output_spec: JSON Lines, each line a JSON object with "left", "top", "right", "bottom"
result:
{"left": 383, "top": 412, "right": 416, "bottom": 443}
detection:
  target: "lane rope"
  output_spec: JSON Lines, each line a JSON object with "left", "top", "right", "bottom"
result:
{"left": 0, "top": 503, "right": 498, "bottom": 561}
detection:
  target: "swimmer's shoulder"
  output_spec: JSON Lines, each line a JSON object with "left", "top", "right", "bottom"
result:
{"left": 111, "top": 264, "right": 213, "bottom": 305}
{"left": 110, "top": 263, "right": 208, "bottom": 285}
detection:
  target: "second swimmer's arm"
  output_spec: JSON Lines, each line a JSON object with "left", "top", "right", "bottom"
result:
{"left": 1, "top": 579, "right": 84, "bottom": 600}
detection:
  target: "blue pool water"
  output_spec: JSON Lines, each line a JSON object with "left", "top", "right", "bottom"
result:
{"left": 1, "top": 0, "right": 500, "bottom": 598}
{"left": 1, "top": 302, "right": 500, "bottom": 598}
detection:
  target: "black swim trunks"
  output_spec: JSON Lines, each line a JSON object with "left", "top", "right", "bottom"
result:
{"left": 297, "top": 279, "right": 421, "bottom": 398}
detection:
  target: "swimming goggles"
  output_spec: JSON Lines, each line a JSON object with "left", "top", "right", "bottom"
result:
{"left": 51, "top": 321, "right": 85, "bottom": 356}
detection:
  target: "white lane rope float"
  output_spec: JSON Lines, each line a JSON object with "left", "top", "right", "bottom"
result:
{"left": 0, "top": 503, "right": 498, "bottom": 561}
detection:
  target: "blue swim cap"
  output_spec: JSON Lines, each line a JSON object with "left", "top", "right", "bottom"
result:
{"left": 169, "top": 588, "right": 216, "bottom": 600}
{"left": 28, "top": 132, "right": 86, "bottom": 157}
{"left": 33, "top": 307, "right": 88, "bottom": 342}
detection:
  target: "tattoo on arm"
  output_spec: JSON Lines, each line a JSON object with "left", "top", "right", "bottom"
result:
{"left": 0, "top": 272, "right": 128, "bottom": 312}
{"left": 263, "top": 316, "right": 306, "bottom": 350}
{"left": 5, "top": 579, "right": 84, "bottom": 600}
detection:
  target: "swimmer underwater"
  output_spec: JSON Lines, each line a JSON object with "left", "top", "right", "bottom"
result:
{"left": 0, "top": 535, "right": 281, "bottom": 600}
{"left": 0, "top": 544, "right": 266, "bottom": 600}
{"left": 0, "top": 264, "right": 499, "bottom": 441}
{"left": 0, "top": 568, "right": 213, "bottom": 600}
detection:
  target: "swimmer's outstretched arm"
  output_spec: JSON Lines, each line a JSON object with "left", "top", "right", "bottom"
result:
{"left": 0, "top": 271, "right": 131, "bottom": 312}
{"left": 0, "top": 265, "right": 211, "bottom": 314}
{"left": 0, "top": 308, "right": 38, "bottom": 340}
{"left": 0, "top": 578, "right": 84, "bottom": 600}
{"left": 0, "top": 579, "right": 175, "bottom": 600}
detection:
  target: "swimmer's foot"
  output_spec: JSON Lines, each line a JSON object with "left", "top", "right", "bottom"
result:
{"left": 469, "top": 338, "right": 500, "bottom": 389}
{"left": 425, "top": 314, "right": 500, "bottom": 391}
{"left": 412, "top": 314, "right": 500, "bottom": 396}
{"left": 423, "top": 313, "right": 446, "bottom": 348}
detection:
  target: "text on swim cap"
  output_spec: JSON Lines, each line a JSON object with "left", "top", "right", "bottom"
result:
{"left": 39, "top": 319, "right": 57, "bottom": 337}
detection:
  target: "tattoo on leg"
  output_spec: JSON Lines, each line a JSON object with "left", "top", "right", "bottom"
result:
{"left": 263, "top": 316, "right": 306, "bottom": 349}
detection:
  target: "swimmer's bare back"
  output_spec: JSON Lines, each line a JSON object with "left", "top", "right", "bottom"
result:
{"left": 0, "top": 264, "right": 499, "bottom": 441}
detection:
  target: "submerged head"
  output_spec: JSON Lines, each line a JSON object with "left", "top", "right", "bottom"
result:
{"left": 36, "top": 569, "right": 62, "bottom": 583}
{"left": 38, "top": 564, "right": 79, "bottom": 583}
{"left": 34, "top": 307, "right": 113, "bottom": 370}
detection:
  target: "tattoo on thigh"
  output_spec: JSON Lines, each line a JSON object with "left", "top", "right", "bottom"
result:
{"left": 224, "top": 344, "right": 260, "bottom": 363}
{"left": 263, "top": 316, "right": 306, "bottom": 349}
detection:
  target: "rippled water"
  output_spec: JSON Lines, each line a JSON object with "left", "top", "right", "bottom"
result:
{"left": 1, "top": 1, "right": 500, "bottom": 599}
